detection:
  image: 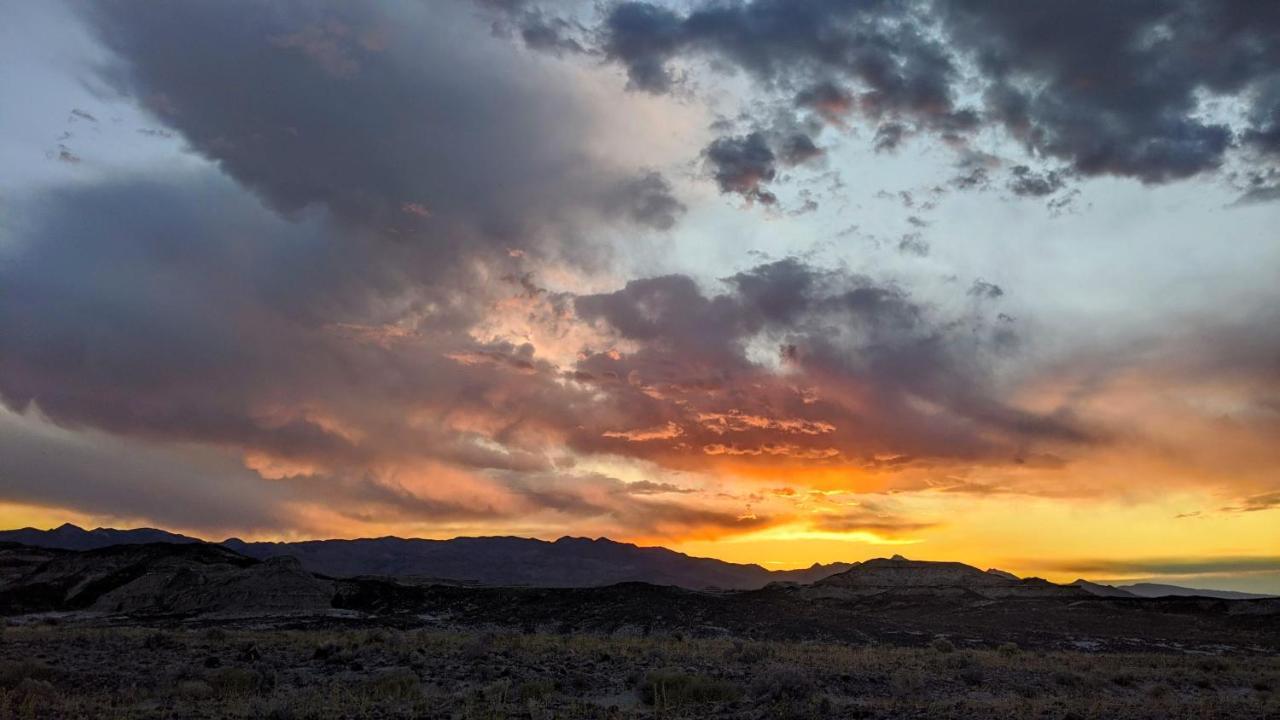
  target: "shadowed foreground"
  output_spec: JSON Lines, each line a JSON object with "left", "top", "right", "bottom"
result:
{"left": 2, "top": 624, "right": 1278, "bottom": 719}
{"left": 1, "top": 543, "right": 1276, "bottom": 718}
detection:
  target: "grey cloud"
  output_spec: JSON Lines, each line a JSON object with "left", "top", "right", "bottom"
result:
{"left": 777, "top": 133, "right": 823, "bottom": 166}
{"left": 1230, "top": 185, "right": 1280, "bottom": 207}
{"left": 940, "top": 0, "right": 1271, "bottom": 183}
{"left": 82, "top": 0, "right": 678, "bottom": 268}
{"left": 1039, "top": 556, "right": 1280, "bottom": 577}
{"left": 703, "top": 130, "right": 823, "bottom": 204}
{"left": 0, "top": 410, "right": 290, "bottom": 533}
{"left": 897, "top": 233, "right": 929, "bottom": 257}
{"left": 968, "top": 280, "right": 1004, "bottom": 299}
{"left": 874, "top": 122, "right": 908, "bottom": 153}
{"left": 1007, "top": 165, "right": 1066, "bottom": 197}
{"left": 605, "top": 171, "right": 687, "bottom": 231}
{"left": 525, "top": 0, "right": 1280, "bottom": 189}
{"left": 950, "top": 166, "right": 990, "bottom": 191}
{"left": 795, "top": 81, "right": 853, "bottom": 124}
{"left": 704, "top": 132, "right": 779, "bottom": 204}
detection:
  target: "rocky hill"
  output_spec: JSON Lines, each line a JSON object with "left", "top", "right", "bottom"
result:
{"left": 1069, "top": 579, "right": 1140, "bottom": 598}
{"left": 0, "top": 542, "right": 333, "bottom": 617}
{"left": 809, "top": 555, "right": 1090, "bottom": 600}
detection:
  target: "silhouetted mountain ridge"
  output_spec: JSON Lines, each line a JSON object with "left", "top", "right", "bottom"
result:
{"left": 0, "top": 523, "right": 201, "bottom": 550}
{"left": 1, "top": 525, "right": 1272, "bottom": 597}
{"left": 808, "top": 555, "right": 1090, "bottom": 600}
{"left": 0, "top": 525, "right": 852, "bottom": 590}
{"left": 1114, "top": 582, "right": 1274, "bottom": 601}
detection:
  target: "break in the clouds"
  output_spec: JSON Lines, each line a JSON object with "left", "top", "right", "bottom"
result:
{"left": 0, "top": 0, "right": 1277, "bottom": 588}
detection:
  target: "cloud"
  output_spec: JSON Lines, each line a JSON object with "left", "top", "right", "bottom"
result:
{"left": 620, "top": 480, "right": 696, "bottom": 495}
{"left": 704, "top": 132, "right": 779, "bottom": 204}
{"left": 968, "top": 280, "right": 1004, "bottom": 300}
{"left": 81, "top": 0, "right": 679, "bottom": 271}
{"left": 1007, "top": 165, "right": 1067, "bottom": 197}
{"left": 518, "top": 0, "right": 1280, "bottom": 194}
{"left": 1036, "top": 556, "right": 1280, "bottom": 578}
{"left": 602, "top": 422, "right": 685, "bottom": 442}
{"left": 1221, "top": 491, "right": 1280, "bottom": 513}
{"left": 604, "top": 170, "right": 687, "bottom": 230}
{"left": 4, "top": 0, "right": 1276, "bottom": 548}
{"left": 940, "top": 1, "right": 1261, "bottom": 183}
{"left": 0, "top": 408, "right": 290, "bottom": 533}
{"left": 570, "top": 257, "right": 1094, "bottom": 473}
{"left": 795, "top": 81, "right": 854, "bottom": 125}
{"left": 896, "top": 233, "right": 929, "bottom": 257}
{"left": 808, "top": 514, "right": 937, "bottom": 537}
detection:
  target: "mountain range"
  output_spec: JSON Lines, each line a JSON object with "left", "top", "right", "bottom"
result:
{"left": 1, "top": 540, "right": 1276, "bottom": 657}
{"left": 0, "top": 524, "right": 852, "bottom": 589}
{"left": 0, "top": 523, "right": 1272, "bottom": 599}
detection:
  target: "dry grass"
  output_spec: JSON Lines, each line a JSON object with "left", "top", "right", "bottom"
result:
{"left": 0, "top": 623, "right": 1275, "bottom": 719}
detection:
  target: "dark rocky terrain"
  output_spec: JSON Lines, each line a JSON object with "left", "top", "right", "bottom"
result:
{"left": 3, "top": 624, "right": 1277, "bottom": 719}
{"left": 1, "top": 542, "right": 1276, "bottom": 653}
{"left": 0, "top": 541, "right": 1277, "bottom": 718}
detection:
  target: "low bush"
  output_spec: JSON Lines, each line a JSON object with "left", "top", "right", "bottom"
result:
{"left": 751, "top": 663, "right": 816, "bottom": 702}
{"left": 639, "top": 668, "right": 741, "bottom": 709}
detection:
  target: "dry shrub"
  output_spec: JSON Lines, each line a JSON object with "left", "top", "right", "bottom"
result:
{"left": 639, "top": 668, "right": 741, "bottom": 709}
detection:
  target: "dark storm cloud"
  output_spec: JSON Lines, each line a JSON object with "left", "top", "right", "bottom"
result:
{"left": 939, "top": 1, "right": 1275, "bottom": 183}
{"left": 82, "top": 0, "right": 679, "bottom": 265}
{"left": 518, "top": 0, "right": 1280, "bottom": 189}
{"left": 602, "top": 0, "right": 962, "bottom": 123}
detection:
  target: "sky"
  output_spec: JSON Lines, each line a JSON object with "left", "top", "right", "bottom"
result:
{"left": 0, "top": 0, "right": 1277, "bottom": 593}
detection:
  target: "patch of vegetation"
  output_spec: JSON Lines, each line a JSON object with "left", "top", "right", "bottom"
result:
{"left": 0, "top": 623, "right": 1272, "bottom": 719}
{"left": 639, "top": 668, "right": 742, "bottom": 710}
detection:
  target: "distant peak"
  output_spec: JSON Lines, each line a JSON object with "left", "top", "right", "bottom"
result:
{"left": 889, "top": 554, "right": 908, "bottom": 561}
{"left": 53, "top": 522, "right": 85, "bottom": 532}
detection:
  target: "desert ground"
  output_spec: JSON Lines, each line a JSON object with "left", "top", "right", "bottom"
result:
{"left": 2, "top": 620, "right": 1278, "bottom": 720}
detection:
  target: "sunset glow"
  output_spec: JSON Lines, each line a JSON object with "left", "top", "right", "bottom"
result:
{"left": 1, "top": 0, "right": 1278, "bottom": 594}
